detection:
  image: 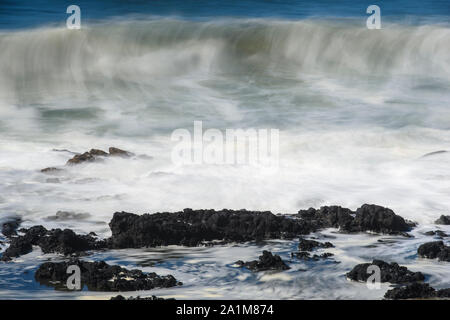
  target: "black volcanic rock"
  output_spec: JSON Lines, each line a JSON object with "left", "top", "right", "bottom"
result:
{"left": 35, "top": 260, "right": 180, "bottom": 291}
{"left": 235, "top": 251, "right": 290, "bottom": 272}
{"left": 384, "top": 283, "right": 450, "bottom": 300}
{"left": 384, "top": 283, "right": 436, "bottom": 299}
{"left": 1, "top": 217, "right": 22, "bottom": 238}
{"left": 1, "top": 226, "right": 106, "bottom": 261}
{"left": 291, "top": 251, "right": 334, "bottom": 261}
{"left": 417, "top": 241, "right": 450, "bottom": 262}
{"left": 424, "top": 230, "right": 448, "bottom": 238}
{"left": 297, "top": 204, "right": 411, "bottom": 235}
{"left": 298, "top": 238, "right": 334, "bottom": 251}
{"left": 346, "top": 260, "right": 425, "bottom": 283}
{"left": 108, "top": 209, "right": 315, "bottom": 248}
{"left": 435, "top": 215, "right": 450, "bottom": 225}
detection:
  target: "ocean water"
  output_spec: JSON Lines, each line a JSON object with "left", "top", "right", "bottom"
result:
{"left": 0, "top": 0, "right": 449, "bottom": 299}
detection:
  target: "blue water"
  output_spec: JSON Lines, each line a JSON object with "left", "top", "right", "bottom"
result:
{"left": 1, "top": 0, "right": 449, "bottom": 29}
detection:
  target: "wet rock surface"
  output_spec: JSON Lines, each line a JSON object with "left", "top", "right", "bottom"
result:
{"left": 384, "top": 282, "right": 450, "bottom": 300}
{"left": 417, "top": 241, "right": 450, "bottom": 262}
{"left": 435, "top": 215, "right": 450, "bottom": 225}
{"left": 347, "top": 260, "right": 425, "bottom": 283}
{"left": 66, "top": 147, "right": 134, "bottom": 165}
{"left": 1, "top": 217, "right": 22, "bottom": 238}
{"left": 291, "top": 251, "right": 334, "bottom": 261}
{"left": 424, "top": 230, "right": 448, "bottom": 238}
{"left": 297, "top": 204, "right": 412, "bottom": 235}
{"left": 108, "top": 209, "right": 316, "bottom": 248}
{"left": 235, "top": 250, "right": 290, "bottom": 272}
{"left": 1, "top": 226, "right": 106, "bottom": 261}
{"left": 35, "top": 260, "right": 181, "bottom": 291}
{"left": 298, "top": 238, "right": 334, "bottom": 251}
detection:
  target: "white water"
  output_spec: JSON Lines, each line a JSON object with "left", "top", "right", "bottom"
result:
{"left": 0, "top": 18, "right": 449, "bottom": 299}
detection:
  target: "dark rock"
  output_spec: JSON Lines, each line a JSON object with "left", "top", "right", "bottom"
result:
{"left": 108, "top": 147, "right": 134, "bottom": 157}
{"left": 108, "top": 209, "right": 315, "bottom": 248}
{"left": 1, "top": 217, "right": 22, "bottom": 238}
{"left": 235, "top": 251, "right": 290, "bottom": 272}
{"left": 67, "top": 152, "right": 97, "bottom": 165}
{"left": 435, "top": 215, "right": 450, "bottom": 225}
{"left": 384, "top": 283, "right": 436, "bottom": 300}
{"left": 1, "top": 226, "right": 106, "bottom": 261}
{"left": 346, "top": 260, "right": 425, "bottom": 283}
{"left": 297, "top": 204, "right": 411, "bottom": 235}
{"left": 35, "top": 260, "right": 181, "bottom": 291}
{"left": 110, "top": 295, "right": 174, "bottom": 300}
{"left": 291, "top": 251, "right": 334, "bottom": 261}
{"left": 436, "top": 288, "right": 450, "bottom": 298}
{"left": 298, "top": 238, "right": 334, "bottom": 251}
{"left": 40, "top": 167, "right": 64, "bottom": 174}
{"left": 45, "top": 211, "right": 91, "bottom": 221}
{"left": 417, "top": 241, "right": 450, "bottom": 262}
{"left": 424, "top": 230, "right": 448, "bottom": 238}
{"left": 89, "top": 149, "right": 108, "bottom": 157}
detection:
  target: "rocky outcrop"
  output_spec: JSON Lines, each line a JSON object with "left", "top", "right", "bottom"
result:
{"left": 35, "top": 260, "right": 181, "bottom": 291}
{"left": 1, "top": 226, "right": 106, "bottom": 261}
{"left": 66, "top": 147, "right": 134, "bottom": 165}
{"left": 346, "top": 260, "right": 425, "bottom": 283}
{"left": 384, "top": 283, "right": 450, "bottom": 300}
{"left": 417, "top": 241, "right": 450, "bottom": 262}
{"left": 235, "top": 251, "right": 290, "bottom": 272}
{"left": 297, "top": 204, "right": 412, "bottom": 235}
{"left": 291, "top": 251, "right": 334, "bottom": 261}
{"left": 1, "top": 217, "right": 22, "bottom": 238}
{"left": 424, "top": 230, "right": 448, "bottom": 238}
{"left": 297, "top": 238, "right": 334, "bottom": 251}
{"left": 108, "top": 209, "right": 316, "bottom": 248}
{"left": 435, "top": 215, "right": 450, "bottom": 225}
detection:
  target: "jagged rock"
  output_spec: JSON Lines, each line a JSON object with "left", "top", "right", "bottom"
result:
{"left": 346, "top": 260, "right": 425, "bottom": 283}
{"left": 417, "top": 241, "right": 450, "bottom": 262}
{"left": 384, "top": 283, "right": 450, "bottom": 300}
{"left": 235, "top": 251, "right": 290, "bottom": 272}
{"left": 298, "top": 238, "right": 334, "bottom": 251}
{"left": 297, "top": 204, "right": 411, "bottom": 235}
{"left": 291, "top": 251, "right": 334, "bottom": 261}
{"left": 424, "top": 230, "right": 448, "bottom": 238}
{"left": 40, "top": 167, "right": 64, "bottom": 174}
{"left": 108, "top": 147, "right": 134, "bottom": 157}
{"left": 67, "top": 152, "right": 97, "bottom": 165}
{"left": 1, "top": 217, "right": 22, "bottom": 238}
{"left": 435, "top": 215, "right": 450, "bottom": 225}
{"left": 110, "top": 295, "right": 174, "bottom": 300}
{"left": 108, "top": 209, "right": 315, "bottom": 248}
{"left": 1, "top": 226, "right": 106, "bottom": 261}
{"left": 35, "top": 260, "right": 181, "bottom": 291}
{"left": 89, "top": 149, "right": 108, "bottom": 156}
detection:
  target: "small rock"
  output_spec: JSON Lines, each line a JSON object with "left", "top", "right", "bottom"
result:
{"left": 435, "top": 215, "right": 450, "bottom": 225}
{"left": 235, "top": 251, "right": 290, "bottom": 272}
{"left": 298, "top": 238, "right": 334, "bottom": 251}
{"left": 108, "top": 147, "right": 134, "bottom": 157}
{"left": 347, "top": 260, "right": 425, "bottom": 283}
{"left": 384, "top": 283, "right": 437, "bottom": 300}
{"left": 417, "top": 241, "right": 450, "bottom": 262}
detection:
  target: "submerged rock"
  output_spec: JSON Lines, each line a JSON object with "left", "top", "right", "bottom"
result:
{"left": 346, "top": 260, "right": 425, "bottom": 283}
{"left": 235, "top": 251, "right": 290, "bottom": 272}
{"left": 108, "top": 147, "right": 134, "bottom": 157}
{"left": 1, "top": 226, "right": 106, "bottom": 261}
{"left": 297, "top": 204, "right": 412, "bottom": 235}
{"left": 291, "top": 251, "right": 334, "bottom": 261}
{"left": 108, "top": 209, "right": 315, "bottom": 248}
{"left": 384, "top": 282, "right": 450, "bottom": 300}
{"left": 35, "top": 260, "right": 180, "bottom": 291}
{"left": 424, "top": 230, "right": 448, "bottom": 238}
{"left": 66, "top": 147, "right": 134, "bottom": 165}
{"left": 40, "top": 167, "right": 64, "bottom": 174}
{"left": 417, "top": 241, "right": 450, "bottom": 262}
{"left": 45, "top": 211, "right": 91, "bottom": 221}
{"left": 435, "top": 215, "right": 450, "bottom": 225}
{"left": 298, "top": 238, "right": 334, "bottom": 251}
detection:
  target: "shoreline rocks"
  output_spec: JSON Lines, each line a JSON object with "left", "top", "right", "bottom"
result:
{"left": 384, "top": 283, "right": 450, "bottom": 300}
{"left": 297, "top": 204, "right": 413, "bottom": 235}
{"left": 435, "top": 215, "right": 450, "bottom": 225}
{"left": 35, "top": 260, "right": 181, "bottom": 291}
{"left": 1, "top": 217, "right": 22, "bottom": 238}
{"left": 1, "top": 226, "right": 106, "bottom": 261}
{"left": 235, "top": 251, "right": 290, "bottom": 272}
{"left": 66, "top": 147, "right": 134, "bottom": 165}
{"left": 298, "top": 238, "right": 334, "bottom": 251}
{"left": 346, "top": 260, "right": 425, "bottom": 283}
{"left": 417, "top": 241, "right": 450, "bottom": 262}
